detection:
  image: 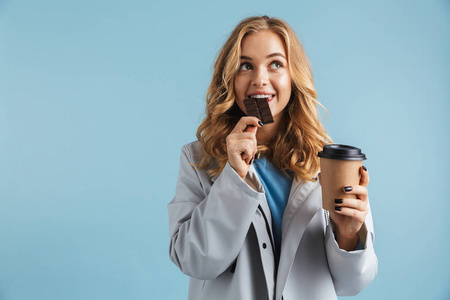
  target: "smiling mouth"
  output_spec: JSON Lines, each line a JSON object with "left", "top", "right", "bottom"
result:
{"left": 248, "top": 94, "right": 275, "bottom": 102}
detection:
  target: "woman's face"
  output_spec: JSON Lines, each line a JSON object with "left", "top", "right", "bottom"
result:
{"left": 234, "top": 30, "right": 292, "bottom": 123}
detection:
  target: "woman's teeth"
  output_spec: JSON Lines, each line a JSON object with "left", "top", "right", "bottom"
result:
{"left": 249, "top": 94, "right": 274, "bottom": 99}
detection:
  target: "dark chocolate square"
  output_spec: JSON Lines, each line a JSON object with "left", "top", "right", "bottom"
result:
{"left": 243, "top": 98, "right": 274, "bottom": 124}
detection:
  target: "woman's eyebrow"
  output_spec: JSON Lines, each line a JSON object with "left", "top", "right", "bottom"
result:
{"left": 266, "top": 52, "right": 286, "bottom": 59}
{"left": 240, "top": 52, "right": 286, "bottom": 60}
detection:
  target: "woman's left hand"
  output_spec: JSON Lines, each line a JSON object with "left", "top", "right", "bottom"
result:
{"left": 329, "top": 166, "right": 370, "bottom": 251}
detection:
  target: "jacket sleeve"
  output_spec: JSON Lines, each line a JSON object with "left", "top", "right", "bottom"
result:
{"left": 168, "top": 145, "right": 266, "bottom": 280}
{"left": 324, "top": 202, "right": 378, "bottom": 296}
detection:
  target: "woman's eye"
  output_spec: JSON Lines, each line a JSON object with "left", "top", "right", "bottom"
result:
{"left": 270, "top": 61, "right": 283, "bottom": 69}
{"left": 239, "top": 63, "right": 252, "bottom": 71}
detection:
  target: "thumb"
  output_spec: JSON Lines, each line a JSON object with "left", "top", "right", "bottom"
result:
{"left": 359, "top": 166, "right": 369, "bottom": 187}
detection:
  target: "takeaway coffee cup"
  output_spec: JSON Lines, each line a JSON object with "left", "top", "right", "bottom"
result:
{"left": 318, "top": 144, "right": 367, "bottom": 211}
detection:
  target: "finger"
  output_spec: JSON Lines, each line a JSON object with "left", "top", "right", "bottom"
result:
{"left": 343, "top": 185, "right": 368, "bottom": 201}
{"left": 251, "top": 130, "right": 258, "bottom": 157}
{"left": 241, "top": 143, "right": 254, "bottom": 165}
{"left": 359, "top": 166, "right": 369, "bottom": 187}
{"left": 226, "top": 133, "right": 256, "bottom": 152}
{"left": 333, "top": 206, "right": 367, "bottom": 223}
{"left": 243, "top": 143, "right": 257, "bottom": 165}
{"left": 333, "top": 198, "right": 368, "bottom": 212}
{"left": 228, "top": 132, "right": 257, "bottom": 140}
{"left": 227, "top": 135, "right": 252, "bottom": 154}
{"left": 231, "top": 116, "right": 263, "bottom": 134}
{"left": 229, "top": 132, "right": 257, "bottom": 154}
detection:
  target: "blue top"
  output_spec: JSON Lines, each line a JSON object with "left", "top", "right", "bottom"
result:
{"left": 253, "top": 156, "right": 293, "bottom": 264}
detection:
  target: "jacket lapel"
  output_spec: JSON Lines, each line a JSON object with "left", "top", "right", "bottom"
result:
{"left": 247, "top": 164, "right": 274, "bottom": 235}
{"left": 280, "top": 177, "right": 303, "bottom": 236}
{"left": 276, "top": 178, "right": 321, "bottom": 300}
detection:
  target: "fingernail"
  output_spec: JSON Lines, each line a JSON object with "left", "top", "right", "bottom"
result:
{"left": 335, "top": 207, "right": 342, "bottom": 211}
{"left": 344, "top": 186, "right": 352, "bottom": 192}
{"left": 334, "top": 199, "right": 343, "bottom": 204}
{"left": 258, "top": 121, "right": 264, "bottom": 127}
{"left": 362, "top": 166, "right": 367, "bottom": 171}
{"left": 249, "top": 159, "right": 253, "bottom": 165}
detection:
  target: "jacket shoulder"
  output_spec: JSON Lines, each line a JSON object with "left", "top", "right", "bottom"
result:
{"left": 183, "top": 140, "right": 202, "bottom": 154}
{"left": 181, "top": 140, "right": 203, "bottom": 165}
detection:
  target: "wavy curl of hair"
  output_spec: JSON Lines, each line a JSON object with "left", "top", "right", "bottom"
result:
{"left": 196, "top": 16, "right": 332, "bottom": 182}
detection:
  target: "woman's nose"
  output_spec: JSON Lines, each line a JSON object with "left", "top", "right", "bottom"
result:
{"left": 251, "top": 68, "right": 269, "bottom": 87}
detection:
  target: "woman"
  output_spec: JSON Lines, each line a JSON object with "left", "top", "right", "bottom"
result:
{"left": 168, "top": 16, "right": 377, "bottom": 300}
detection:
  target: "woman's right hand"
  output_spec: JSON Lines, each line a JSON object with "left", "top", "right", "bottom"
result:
{"left": 226, "top": 117, "right": 262, "bottom": 179}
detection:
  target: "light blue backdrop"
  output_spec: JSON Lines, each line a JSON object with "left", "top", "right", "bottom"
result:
{"left": 1, "top": 0, "right": 449, "bottom": 299}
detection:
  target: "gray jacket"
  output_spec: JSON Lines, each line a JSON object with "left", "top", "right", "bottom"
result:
{"left": 168, "top": 141, "right": 378, "bottom": 299}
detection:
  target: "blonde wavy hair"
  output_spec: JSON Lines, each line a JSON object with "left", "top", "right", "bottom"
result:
{"left": 196, "top": 16, "right": 332, "bottom": 182}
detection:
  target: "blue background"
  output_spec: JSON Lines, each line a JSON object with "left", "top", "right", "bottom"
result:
{"left": 1, "top": 0, "right": 449, "bottom": 299}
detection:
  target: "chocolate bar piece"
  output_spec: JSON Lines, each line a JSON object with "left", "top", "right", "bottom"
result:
{"left": 256, "top": 98, "right": 274, "bottom": 124}
{"left": 243, "top": 98, "right": 274, "bottom": 124}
